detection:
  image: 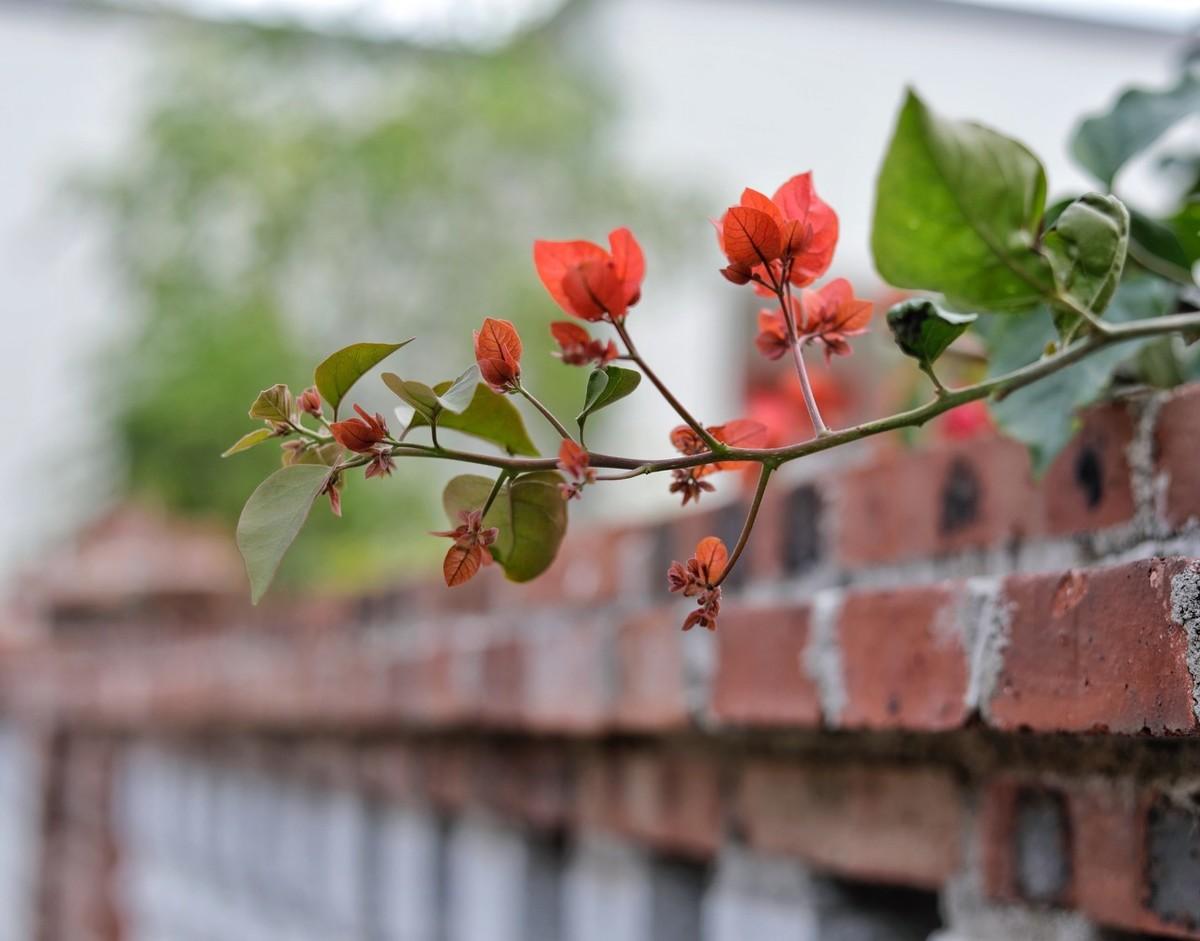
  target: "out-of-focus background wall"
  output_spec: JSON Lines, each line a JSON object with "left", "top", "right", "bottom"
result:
{"left": 1, "top": 0, "right": 1195, "bottom": 595}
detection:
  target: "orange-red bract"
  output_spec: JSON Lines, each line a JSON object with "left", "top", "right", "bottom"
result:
{"left": 717, "top": 173, "right": 838, "bottom": 291}
{"left": 694, "top": 536, "right": 727, "bottom": 583}
{"left": 534, "top": 228, "right": 645, "bottom": 322}
{"left": 557, "top": 439, "right": 591, "bottom": 480}
{"left": 473, "top": 317, "right": 523, "bottom": 391}
{"left": 550, "top": 321, "right": 619, "bottom": 367}
{"left": 755, "top": 309, "right": 790, "bottom": 361}
{"left": 443, "top": 544, "right": 483, "bottom": 587}
{"left": 799, "top": 278, "right": 873, "bottom": 361}
{"left": 329, "top": 404, "right": 389, "bottom": 452}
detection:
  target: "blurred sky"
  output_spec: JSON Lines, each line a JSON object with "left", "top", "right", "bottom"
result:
{"left": 2, "top": 0, "right": 1197, "bottom": 587}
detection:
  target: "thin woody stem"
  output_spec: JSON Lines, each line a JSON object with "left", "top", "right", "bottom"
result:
{"left": 517, "top": 384, "right": 572, "bottom": 440}
{"left": 339, "top": 310, "right": 1200, "bottom": 477}
{"left": 709, "top": 463, "right": 772, "bottom": 590}
{"left": 481, "top": 471, "right": 509, "bottom": 516}
{"left": 776, "top": 268, "right": 828, "bottom": 435}
{"left": 613, "top": 318, "right": 723, "bottom": 452}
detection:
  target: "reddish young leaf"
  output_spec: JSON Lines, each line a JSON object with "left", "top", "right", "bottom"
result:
{"left": 694, "top": 535, "right": 728, "bottom": 583}
{"left": 443, "top": 543, "right": 483, "bottom": 587}
{"left": 799, "top": 278, "right": 873, "bottom": 361}
{"left": 556, "top": 438, "right": 595, "bottom": 500}
{"left": 721, "top": 206, "right": 783, "bottom": 267}
{"left": 533, "top": 240, "right": 608, "bottom": 313}
{"left": 474, "top": 317, "right": 523, "bottom": 391}
{"left": 549, "top": 321, "right": 618, "bottom": 367}
{"left": 329, "top": 404, "right": 389, "bottom": 452}
{"left": 669, "top": 425, "right": 707, "bottom": 455}
{"left": 739, "top": 187, "right": 785, "bottom": 228}
{"left": 550, "top": 320, "right": 590, "bottom": 348}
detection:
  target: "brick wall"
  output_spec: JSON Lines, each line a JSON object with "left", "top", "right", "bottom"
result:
{"left": 8, "top": 383, "right": 1200, "bottom": 939}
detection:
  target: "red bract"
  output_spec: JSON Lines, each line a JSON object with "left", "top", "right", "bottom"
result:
{"left": 667, "top": 536, "right": 727, "bottom": 631}
{"left": 550, "top": 321, "right": 618, "bottom": 367}
{"left": 474, "top": 317, "right": 523, "bottom": 391}
{"left": 533, "top": 228, "right": 644, "bottom": 323}
{"left": 556, "top": 439, "right": 595, "bottom": 500}
{"left": 717, "top": 173, "right": 838, "bottom": 292}
{"left": 799, "top": 278, "right": 873, "bottom": 361}
{"left": 329, "top": 404, "right": 389, "bottom": 452}
{"left": 431, "top": 509, "right": 499, "bottom": 588}
{"left": 755, "top": 309, "right": 790, "bottom": 361}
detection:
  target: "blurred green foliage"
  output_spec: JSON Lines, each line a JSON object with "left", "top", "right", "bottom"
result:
{"left": 83, "top": 17, "right": 683, "bottom": 588}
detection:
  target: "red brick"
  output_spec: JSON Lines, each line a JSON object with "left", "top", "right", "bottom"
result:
{"left": 614, "top": 609, "right": 691, "bottom": 732}
{"left": 525, "top": 618, "right": 612, "bottom": 734}
{"left": 1156, "top": 384, "right": 1200, "bottom": 530}
{"left": 477, "top": 636, "right": 527, "bottom": 728}
{"left": 736, "top": 759, "right": 962, "bottom": 888}
{"left": 838, "top": 585, "right": 968, "bottom": 730}
{"left": 711, "top": 605, "right": 821, "bottom": 727}
{"left": 1042, "top": 400, "right": 1137, "bottom": 536}
{"left": 988, "top": 558, "right": 1197, "bottom": 734}
{"left": 835, "top": 436, "right": 1042, "bottom": 568}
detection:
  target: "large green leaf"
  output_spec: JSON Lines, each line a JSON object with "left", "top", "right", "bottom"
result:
{"left": 1042, "top": 193, "right": 1129, "bottom": 324}
{"left": 1071, "top": 71, "right": 1200, "bottom": 187}
{"left": 441, "top": 471, "right": 567, "bottom": 583}
{"left": 576, "top": 365, "right": 642, "bottom": 438}
{"left": 314, "top": 340, "right": 413, "bottom": 418}
{"left": 872, "top": 89, "right": 1054, "bottom": 311}
{"left": 236, "top": 464, "right": 331, "bottom": 603}
{"left": 1128, "top": 207, "right": 1194, "bottom": 283}
{"left": 987, "top": 278, "right": 1177, "bottom": 473}
{"left": 409, "top": 382, "right": 538, "bottom": 456}
{"left": 886, "top": 298, "right": 975, "bottom": 367}
{"left": 382, "top": 372, "right": 441, "bottom": 421}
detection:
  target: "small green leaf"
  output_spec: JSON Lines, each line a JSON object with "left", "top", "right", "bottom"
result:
{"left": 872, "top": 89, "right": 1054, "bottom": 311}
{"left": 1128, "top": 208, "right": 1193, "bottom": 282}
{"left": 437, "top": 365, "right": 480, "bottom": 414}
{"left": 314, "top": 339, "right": 413, "bottom": 418}
{"left": 222, "top": 427, "right": 275, "bottom": 458}
{"left": 382, "top": 372, "right": 441, "bottom": 422}
{"left": 886, "top": 299, "right": 976, "bottom": 366}
{"left": 1071, "top": 70, "right": 1200, "bottom": 187}
{"left": 442, "top": 472, "right": 566, "bottom": 583}
{"left": 410, "top": 383, "right": 538, "bottom": 456}
{"left": 236, "top": 464, "right": 331, "bottom": 604}
{"left": 1042, "top": 193, "right": 1129, "bottom": 326}
{"left": 248, "top": 383, "right": 294, "bottom": 423}
{"left": 576, "top": 365, "right": 642, "bottom": 437}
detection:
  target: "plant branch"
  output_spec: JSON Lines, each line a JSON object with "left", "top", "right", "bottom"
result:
{"left": 344, "top": 311, "right": 1200, "bottom": 477}
{"left": 613, "top": 318, "right": 723, "bottom": 452}
{"left": 517, "top": 384, "right": 572, "bottom": 440}
{"left": 710, "top": 464, "right": 772, "bottom": 589}
{"left": 481, "top": 471, "right": 509, "bottom": 515}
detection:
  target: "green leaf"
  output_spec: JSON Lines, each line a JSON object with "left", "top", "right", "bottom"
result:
{"left": 437, "top": 365, "right": 480, "bottom": 414}
{"left": 1128, "top": 207, "right": 1194, "bottom": 283}
{"left": 409, "top": 382, "right": 538, "bottom": 456}
{"left": 1171, "top": 197, "right": 1200, "bottom": 267}
{"left": 222, "top": 427, "right": 275, "bottom": 457}
{"left": 282, "top": 441, "right": 342, "bottom": 468}
{"left": 1042, "top": 193, "right": 1129, "bottom": 325}
{"left": 314, "top": 340, "right": 413, "bottom": 418}
{"left": 872, "top": 89, "right": 1054, "bottom": 311}
{"left": 576, "top": 365, "right": 642, "bottom": 437}
{"left": 987, "top": 278, "right": 1177, "bottom": 473}
{"left": 236, "top": 464, "right": 331, "bottom": 604}
{"left": 1071, "top": 71, "right": 1200, "bottom": 187}
{"left": 886, "top": 298, "right": 976, "bottom": 366}
{"left": 248, "top": 383, "right": 294, "bottom": 423}
{"left": 442, "top": 472, "right": 566, "bottom": 583}
{"left": 381, "top": 372, "right": 441, "bottom": 421}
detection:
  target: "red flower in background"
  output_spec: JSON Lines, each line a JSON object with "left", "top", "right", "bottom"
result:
{"left": 938, "top": 400, "right": 994, "bottom": 440}
{"left": 534, "top": 228, "right": 645, "bottom": 322}
{"left": 718, "top": 173, "right": 838, "bottom": 292}
{"left": 550, "top": 321, "right": 618, "bottom": 367}
{"left": 330, "top": 404, "right": 389, "bottom": 452}
{"left": 474, "top": 317, "right": 523, "bottom": 392}
{"left": 667, "top": 419, "right": 767, "bottom": 505}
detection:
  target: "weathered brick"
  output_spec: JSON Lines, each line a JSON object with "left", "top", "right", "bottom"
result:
{"left": 988, "top": 559, "right": 1197, "bottom": 734}
{"left": 525, "top": 618, "right": 613, "bottom": 734}
{"left": 835, "top": 437, "right": 1041, "bottom": 568}
{"left": 979, "top": 777, "right": 1074, "bottom": 908}
{"left": 619, "top": 748, "right": 723, "bottom": 859}
{"left": 614, "top": 609, "right": 691, "bottom": 732}
{"left": 711, "top": 605, "right": 821, "bottom": 727}
{"left": 736, "top": 759, "right": 961, "bottom": 888}
{"left": 1041, "top": 401, "right": 1136, "bottom": 536}
{"left": 837, "top": 585, "right": 968, "bottom": 730}
{"left": 1156, "top": 384, "right": 1200, "bottom": 530}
